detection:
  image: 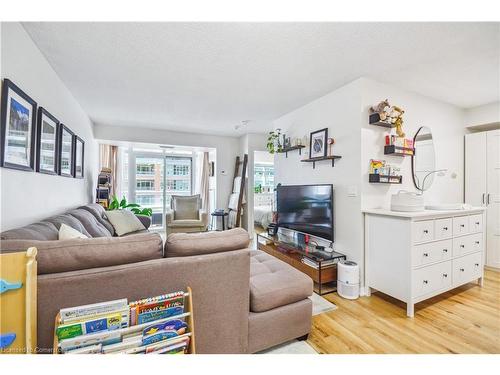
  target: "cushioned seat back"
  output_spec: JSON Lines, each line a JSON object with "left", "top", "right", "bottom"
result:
{"left": 0, "top": 221, "right": 59, "bottom": 241}
{"left": 67, "top": 208, "right": 113, "bottom": 238}
{"left": 172, "top": 195, "right": 201, "bottom": 220}
{"left": 44, "top": 214, "right": 92, "bottom": 238}
{"left": 78, "top": 204, "right": 115, "bottom": 236}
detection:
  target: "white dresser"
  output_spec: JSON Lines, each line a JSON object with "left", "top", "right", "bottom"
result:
{"left": 363, "top": 208, "right": 486, "bottom": 317}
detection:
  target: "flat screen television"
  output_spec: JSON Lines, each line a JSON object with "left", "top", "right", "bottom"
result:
{"left": 276, "top": 184, "right": 334, "bottom": 242}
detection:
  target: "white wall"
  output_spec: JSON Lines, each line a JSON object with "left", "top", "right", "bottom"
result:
{"left": 254, "top": 150, "right": 274, "bottom": 164}
{"left": 94, "top": 124, "right": 240, "bottom": 211}
{"left": 273, "top": 79, "right": 364, "bottom": 271}
{"left": 464, "top": 102, "right": 500, "bottom": 128}
{"left": 0, "top": 22, "right": 98, "bottom": 231}
{"left": 360, "top": 78, "right": 465, "bottom": 208}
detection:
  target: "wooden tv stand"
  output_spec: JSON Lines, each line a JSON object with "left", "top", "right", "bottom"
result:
{"left": 256, "top": 233, "right": 345, "bottom": 295}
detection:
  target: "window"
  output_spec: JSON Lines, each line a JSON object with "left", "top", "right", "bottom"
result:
{"left": 137, "top": 164, "right": 155, "bottom": 175}
{"left": 254, "top": 164, "right": 274, "bottom": 191}
{"left": 136, "top": 180, "right": 155, "bottom": 190}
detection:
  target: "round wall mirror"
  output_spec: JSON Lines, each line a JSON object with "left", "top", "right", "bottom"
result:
{"left": 412, "top": 126, "right": 436, "bottom": 191}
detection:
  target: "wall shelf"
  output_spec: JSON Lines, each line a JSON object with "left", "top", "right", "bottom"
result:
{"left": 384, "top": 145, "right": 414, "bottom": 156}
{"left": 369, "top": 174, "right": 402, "bottom": 184}
{"left": 369, "top": 113, "right": 396, "bottom": 128}
{"left": 301, "top": 155, "right": 342, "bottom": 169}
{"left": 278, "top": 145, "right": 305, "bottom": 158}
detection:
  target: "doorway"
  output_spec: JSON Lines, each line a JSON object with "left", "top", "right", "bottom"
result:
{"left": 253, "top": 150, "right": 275, "bottom": 235}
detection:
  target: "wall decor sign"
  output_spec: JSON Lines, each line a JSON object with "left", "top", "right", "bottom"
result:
{"left": 0, "top": 79, "right": 37, "bottom": 171}
{"left": 58, "top": 124, "right": 75, "bottom": 177}
{"left": 309, "top": 128, "right": 328, "bottom": 159}
{"left": 74, "top": 135, "right": 84, "bottom": 178}
{"left": 36, "top": 107, "right": 60, "bottom": 174}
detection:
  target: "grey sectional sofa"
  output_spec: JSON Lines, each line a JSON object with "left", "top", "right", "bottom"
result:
{"left": 0, "top": 204, "right": 313, "bottom": 353}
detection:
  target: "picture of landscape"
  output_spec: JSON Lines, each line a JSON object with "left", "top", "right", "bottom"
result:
{"left": 5, "top": 96, "right": 31, "bottom": 166}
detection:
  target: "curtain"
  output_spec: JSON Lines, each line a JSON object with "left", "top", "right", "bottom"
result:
{"left": 99, "top": 144, "right": 118, "bottom": 197}
{"left": 199, "top": 152, "right": 210, "bottom": 212}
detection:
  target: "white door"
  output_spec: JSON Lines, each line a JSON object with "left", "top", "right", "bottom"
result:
{"left": 465, "top": 132, "right": 487, "bottom": 206}
{"left": 486, "top": 130, "right": 500, "bottom": 269}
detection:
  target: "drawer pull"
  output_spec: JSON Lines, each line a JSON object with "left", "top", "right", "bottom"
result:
{"left": 475, "top": 222, "right": 480, "bottom": 225}
{"left": 460, "top": 268, "right": 465, "bottom": 272}
{"left": 423, "top": 253, "right": 429, "bottom": 257}
{"left": 443, "top": 249, "right": 448, "bottom": 253}
{"left": 443, "top": 273, "right": 448, "bottom": 278}
{"left": 460, "top": 224, "right": 465, "bottom": 228}
{"left": 443, "top": 227, "right": 448, "bottom": 230}
{"left": 460, "top": 244, "right": 465, "bottom": 248}
{"left": 475, "top": 263, "right": 480, "bottom": 267}
{"left": 475, "top": 241, "right": 480, "bottom": 245}
{"left": 423, "top": 280, "right": 428, "bottom": 284}
{"left": 423, "top": 230, "right": 429, "bottom": 234}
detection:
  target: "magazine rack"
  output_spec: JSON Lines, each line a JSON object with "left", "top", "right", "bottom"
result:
{"left": 53, "top": 286, "right": 195, "bottom": 354}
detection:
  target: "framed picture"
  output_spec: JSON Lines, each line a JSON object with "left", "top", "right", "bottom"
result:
{"left": 0, "top": 79, "right": 37, "bottom": 171}
{"left": 36, "top": 107, "right": 60, "bottom": 174}
{"left": 74, "top": 135, "right": 85, "bottom": 178}
{"left": 58, "top": 124, "right": 75, "bottom": 177}
{"left": 309, "top": 128, "right": 328, "bottom": 159}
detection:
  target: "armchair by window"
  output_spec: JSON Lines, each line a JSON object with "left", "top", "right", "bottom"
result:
{"left": 165, "top": 195, "right": 209, "bottom": 236}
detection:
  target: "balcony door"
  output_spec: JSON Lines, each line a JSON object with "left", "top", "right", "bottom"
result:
{"left": 122, "top": 148, "right": 193, "bottom": 230}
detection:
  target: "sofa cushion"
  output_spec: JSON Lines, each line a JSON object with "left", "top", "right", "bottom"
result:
{"left": 46, "top": 214, "right": 92, "bottom": 238}
{"left": 68, "top": 208, "right": 113, "bottom": 238}
{"left": 0, "top": 233, "right": 163, "bottom": 274}
{"left": 165, "top": 228, "right": 250, "bottom": 257}
{"left": 105, "top": 210, "right": 146, "bottom": 236}
{"left": 167, "top": 219, "right": 205, "bottom": 227}
{"left": 59, "top": 223, "right": 88, "bottom": 240}
{"left": 249, "top": 250, "right": 313, "bottom": 313}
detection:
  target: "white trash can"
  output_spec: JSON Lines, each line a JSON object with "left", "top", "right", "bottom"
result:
{"left": 337, "top": 260, "right": 360, "bottom": 300}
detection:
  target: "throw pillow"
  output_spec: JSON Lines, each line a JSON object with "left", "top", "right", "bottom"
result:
{"left": 59, "top": 223, "right": 88, "bottom": 240}
{"left": 105, "top": 210, "right": 146, "bottom": 236}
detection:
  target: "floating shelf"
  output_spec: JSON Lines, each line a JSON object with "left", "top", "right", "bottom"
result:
{"left": 369, "top": 113, "right": 396, "bottom": 128}
{"left": 369, "top": 174, "right": 402, "bottom": 184}
{"left": 301, "top": 155, "right": 342, "bottom": 169}
{"left": 384, "top": 145, "right": 414, "bottom": 156}
{"left": 278, "top": 145, "right": 306, "bottom": 158}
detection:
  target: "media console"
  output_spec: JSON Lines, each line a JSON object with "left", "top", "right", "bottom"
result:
{"left": 256, "top": 232, "right": 346, "bottom": 295}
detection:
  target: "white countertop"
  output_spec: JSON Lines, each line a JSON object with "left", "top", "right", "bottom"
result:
{"left": 362, "top": 207, "right": 486, "bottom": 219}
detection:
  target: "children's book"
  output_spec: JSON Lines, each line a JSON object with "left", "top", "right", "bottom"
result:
{"left": 56, "top": 312, "right": 124, "bottom": 340}
{"left": 65, "top": 343, "right": 103, "bottom": 354}
{"left": 137, "top": 306, "right": 184, "bottom": 325}
{"left": 59, "top": 330, "right": 121, "bottom": 352}
{"left": 60, "top": 299, "right": 128, "bottom": 324}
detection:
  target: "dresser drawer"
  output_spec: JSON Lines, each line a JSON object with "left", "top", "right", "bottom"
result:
{"left": 412, "top": 220, "right": 434, "bottom": 243}
{"left": 453, "top": 216, "right": 469, "bottom": 236}
{"left": 453, "top": 252, "right": 482, "bottom": 286}
{"left": 412, "top": 239, "right": 452, "bottom": 267}
{"left": 469, "top": 233, "right": 483, "bottom": 253}
{"left": 434, "top": 218, "right": 452, "bottom": 240}
{"left": 453, "top": 234, "right": 482, "bottom": 257}
{"left": 469, "top": 214, "right": 483, "bottom": 233}
{"left": 412, "top": 261, "right": 452, "bottom": 299}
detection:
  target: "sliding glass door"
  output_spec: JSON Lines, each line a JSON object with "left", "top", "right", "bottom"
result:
{"left": 121, "top": 148, "right": 193, "bottom": 230}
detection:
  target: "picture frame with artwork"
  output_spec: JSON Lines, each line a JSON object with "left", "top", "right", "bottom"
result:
{"left": 0, "top": 79, "right": 37, "bottom": 171}
{"left": 74, "top": 135, "right": 85, "bottom": 179}
{"left": 36, "top": 107, "right": 60, "bottom": 175}
{"left": 309, "top": 128, "right": 328, "bottom": 159}
{"left": 58, "top": 124, "right": 75, "bottom": 177}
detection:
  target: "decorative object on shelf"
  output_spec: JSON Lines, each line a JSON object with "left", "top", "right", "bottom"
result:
{"left": 327, "top": 137, "right": 335, "bottom": 156}
{"left": 390, "top": 105, "right": 405, "bottom": 137}
{"left": 369, "top": 99, "right": 391, "bottom": 122}
{"left": 108, "top": 195, "right": 153, "bottom": 216}
{"left": 36, "top": 107, "right": 60, "bottom": 175}
{"left": 283, "top": 135, "right": 291, "bottom": 149}
{"left": 384, "top": 135, "right": 414, "bottom": 156}
{"left": 0, "top": 79, "right": 37, "bottom": 171}
{"left": 58, "top": 124, "right": 75, "bottom": 177}
{"left": 74, "top": 136, "right": 84, "bottom": 178}
{"left": 266, "top": 128, "right": 282, "bottom": 154}
{"left": 369, "top": 159, "right": 402, "bottom": 183}
{"left": 309, "top": 128, "right": 328, "bottom": 159}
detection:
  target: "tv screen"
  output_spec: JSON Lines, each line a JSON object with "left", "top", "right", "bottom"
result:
{"left": 277, "top": 184, "right": 334, "bottom": 241}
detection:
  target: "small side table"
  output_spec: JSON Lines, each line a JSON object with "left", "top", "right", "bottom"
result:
{"left": 211, "top": 211, "right": 228, "bottom": 231}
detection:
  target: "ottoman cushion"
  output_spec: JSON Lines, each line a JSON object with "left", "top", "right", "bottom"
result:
{"left": 249, "top": 250, "right": 313, "bottom": 312}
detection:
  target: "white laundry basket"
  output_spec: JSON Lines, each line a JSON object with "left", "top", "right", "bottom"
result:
{"left": 337, "top": 260, "right": 360, "bottom": 300}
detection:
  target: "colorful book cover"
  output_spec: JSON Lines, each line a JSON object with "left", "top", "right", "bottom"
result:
{"left": 137, "top": 297, "right": 184, "bottom": 314}
{"left": 60, "top": 299, "right": 128, "bottom": 323}
{"left": 142, "top": 319, "right": 188, "bottom": 336}
{"left": 57, "top": 313, "right": 123, "bottom": 340}
{"left": 142, "top": 330, "right": 179, "bottom": 346}
{"left": 137, "top": 306, "right": 183, "bottom": 325}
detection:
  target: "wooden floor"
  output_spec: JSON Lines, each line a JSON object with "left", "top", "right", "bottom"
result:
{"left": 308, "top": 269, "right": 500, "bottom": 354}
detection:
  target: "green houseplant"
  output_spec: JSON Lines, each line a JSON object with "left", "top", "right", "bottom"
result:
{"left": 108, "top": 195, "right": 153, "bottom": 216}
{"left": 266, "top": 128, "right": 282, "bottom": 154}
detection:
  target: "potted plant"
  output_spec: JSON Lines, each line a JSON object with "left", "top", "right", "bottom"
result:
{"left": 266, "top": 128, "right": 282, "bottom": 154}
{"left": 108, "top": 195, "right": 153, "bottom": 216}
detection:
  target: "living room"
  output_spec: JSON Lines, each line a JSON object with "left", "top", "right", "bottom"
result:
{"left": 1, "top": 1, "right": 499, "bottom": 372}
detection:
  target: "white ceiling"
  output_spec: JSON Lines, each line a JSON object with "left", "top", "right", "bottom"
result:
{"left": 22, "top": 22, "right": 499, "bottom": 136}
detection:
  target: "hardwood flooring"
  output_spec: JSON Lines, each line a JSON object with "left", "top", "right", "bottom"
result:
{"left": 308, "top": 269, "right": 500, "bottom": 354}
